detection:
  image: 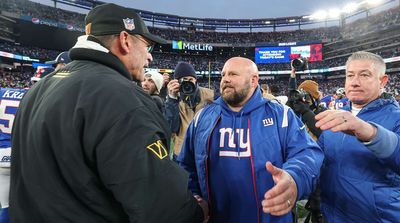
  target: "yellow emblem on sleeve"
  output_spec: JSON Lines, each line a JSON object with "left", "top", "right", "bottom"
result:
{"left": 146, "top": 140, "right": 168, "bottom": 159}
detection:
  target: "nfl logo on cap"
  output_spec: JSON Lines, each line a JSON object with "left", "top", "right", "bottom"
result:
{"left": 123, "top": 18, "right": 135, "bottom": 31}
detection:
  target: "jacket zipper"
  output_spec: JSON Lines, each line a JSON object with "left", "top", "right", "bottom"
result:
{"left": 248, "top": 118, "right": 261, "bottom": 223}
{"left": 205, "top": 115, "right": 221, "bottom": 215}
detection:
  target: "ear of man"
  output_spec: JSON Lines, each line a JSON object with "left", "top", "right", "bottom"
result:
{"left": 117, "top": 31, "right": 132, "bottom": 55}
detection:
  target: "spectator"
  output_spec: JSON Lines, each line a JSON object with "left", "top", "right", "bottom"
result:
{"left": 260, "top": 83, "right": 275, "bottom": 100}
{"left": 141, "top": 70, "right": 165, "bottom": 112}
{"left": 270, "top": 84, "right": 288, "bottom": 105}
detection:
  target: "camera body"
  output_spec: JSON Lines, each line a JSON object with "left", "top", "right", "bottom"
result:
{"left": 288, "top": 89, "right": 307, "bottom": 103}
{"left": 179, "top": 79, "right": 196, "bottom": 95}
{"left": 291, "top": 58, "right": 308, "bottom": 71}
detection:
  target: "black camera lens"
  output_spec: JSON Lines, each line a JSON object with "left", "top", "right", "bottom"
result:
{"left": 288, "top": 89, "right": 305, "bottom": 102}
{"left": 291, "top": 58, "right": 307, "bottom": 71}
{"left": 179, "top": 80, "right": 196, "bottom": 95}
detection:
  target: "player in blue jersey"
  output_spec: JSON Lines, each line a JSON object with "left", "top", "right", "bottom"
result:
{"left": 334, "top": 88, "right": 349, "bottom": 110}
{"left": 0, "top": 88, "right": 27, "bottom": 223}
{"left": 320, "top": 94, "right": 333, "bottom": 109}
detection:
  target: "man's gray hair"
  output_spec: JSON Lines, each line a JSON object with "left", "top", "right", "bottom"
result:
{"left": 346, "top": 51, "right": 386, "bottom": 76}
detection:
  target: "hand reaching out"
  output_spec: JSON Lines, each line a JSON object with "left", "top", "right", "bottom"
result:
{"left": 262, "top": 162, "right": 297, "bottom": 216}
{"left": 315, "top": 109, "right": 377, "bottom": 142}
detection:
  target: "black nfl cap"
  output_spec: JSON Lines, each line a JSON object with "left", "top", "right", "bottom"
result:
{"left": 85, "top": 3, "right": 167, "bottom": 44}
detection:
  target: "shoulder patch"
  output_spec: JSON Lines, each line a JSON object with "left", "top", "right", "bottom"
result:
{"left": 146, "top": 140, "right": 168, "bottom": 159}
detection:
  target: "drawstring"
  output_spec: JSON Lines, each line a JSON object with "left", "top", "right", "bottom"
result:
{"left": 232, "top": 112, "right": 236, "bottom": 152}
{"left": 237, "top": 111, "right": 244, "bottom": 160}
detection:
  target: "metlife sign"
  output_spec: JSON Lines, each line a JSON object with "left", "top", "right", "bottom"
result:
{"left": 172, "top": 40, "right": 213, "bottom": 52}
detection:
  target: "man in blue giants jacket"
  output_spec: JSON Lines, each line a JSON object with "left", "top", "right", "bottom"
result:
{"left": 315, "top": 51, "right": 400, "bottom": 222}
{"left": 178, "top": 57, "right": 324, "bottom": 223}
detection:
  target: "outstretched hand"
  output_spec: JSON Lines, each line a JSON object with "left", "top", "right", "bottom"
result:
{"left": 315, "top": 109, "right": 376, "bottom": 141}
{"left": 262, "top": 162, "right": 297, "bottom": 216}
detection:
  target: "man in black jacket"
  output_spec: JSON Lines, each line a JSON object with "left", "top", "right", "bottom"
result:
{"left": 9, "top": 4, "right": 206, "bottom": 223}
{"left": 287, "top": 68, "right": 326, "bottom": 223}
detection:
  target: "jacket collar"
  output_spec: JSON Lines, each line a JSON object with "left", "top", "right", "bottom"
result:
{"left": 69, "top": 35, "right": 132, "bottom": 81}
{"left": 350, "top": 93, "right": 399, "bottom": 112}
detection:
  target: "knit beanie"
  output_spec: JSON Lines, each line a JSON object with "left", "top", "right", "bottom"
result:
{"left": 174, "top": 62, "right": 197, "bottom": 80}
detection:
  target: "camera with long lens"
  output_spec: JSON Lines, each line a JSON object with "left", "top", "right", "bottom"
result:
{"left": 291, "top": 58, "right": 308, "bottom": 71}
{"left": 179, "top": 80, "right": 196, "bottom": 95}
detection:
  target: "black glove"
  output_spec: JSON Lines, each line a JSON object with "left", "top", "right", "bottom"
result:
{"left": 292, "top": 101, "right": 312, "bottom": 115}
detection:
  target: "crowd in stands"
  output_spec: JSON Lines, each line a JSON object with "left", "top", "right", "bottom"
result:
{"left": 151, "top": 43, "right": 400, "bottom": 72}
{"left": 0, "top": 0, "right": 399, "bottom": 70}
{"left": 1, "top": 39, "right": 398, "bottom": 73}
{"left": 0, "top": 0, "right": 398, "bottom": 45}
{"left": 0, "top": 69, "right": 32, "bottom": 88}
{"left": 0, "top": 41, "right": 59, "bottom": 61}
{"left": 341, "top": 6, "right": 400, "bottom": 39}
{"left": 148, "top": 27, "right": 341, "bottom": 44}
{"left": 0, "top": 0, "right": 85, "bottom": 28}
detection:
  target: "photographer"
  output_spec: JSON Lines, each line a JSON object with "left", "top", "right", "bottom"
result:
{"left": 165, "top": 62, "right": 214, "bottom": 156}
{"left": 286, "top": 64, "right": 326, "bottom": 223}
{"left": 287, "top": 63, "right": 326, "bottom": 140}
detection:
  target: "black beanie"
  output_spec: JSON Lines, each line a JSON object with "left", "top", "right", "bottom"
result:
{"left": 174, "top": 62, "right": 197, "bottom": 80}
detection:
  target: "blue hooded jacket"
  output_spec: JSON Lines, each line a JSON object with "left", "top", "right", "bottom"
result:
{"left": 318, "top": 96, "right": 400, "bottom": 223}
{"left": 178, "top": 87, "right": 324, "bottom": 223}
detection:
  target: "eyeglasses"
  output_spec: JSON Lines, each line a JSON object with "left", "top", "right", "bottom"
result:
{"left": 132, "top": 35, "right": 154, "bottom": 53}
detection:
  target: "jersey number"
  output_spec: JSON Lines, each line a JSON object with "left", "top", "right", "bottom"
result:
{"left": 0, "top": 99, "right": 20, "bottom": 134}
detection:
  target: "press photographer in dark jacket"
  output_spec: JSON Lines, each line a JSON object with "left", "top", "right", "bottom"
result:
{"left": 287, "top": 68, "right": 326, "bottom": 140}
{"left": 287, "top": 67, "right": 326, "bottom": 223}
{"left": 10, "top": 4, "right": 206, "bottom": 223}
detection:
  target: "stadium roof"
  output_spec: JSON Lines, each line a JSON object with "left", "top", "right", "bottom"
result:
{"left": 36, "top": 0, "right": 398, "bottom": 30}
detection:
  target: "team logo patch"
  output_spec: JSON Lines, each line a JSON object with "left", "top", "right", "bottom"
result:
{"left": 263, "top": 118, "right": 274, "bottom": 126}
{"left": 123, "top": 18, "right": 135, "bottom": 31}
{"left": 146, "top": 140, "right": 168, "bottom": 159}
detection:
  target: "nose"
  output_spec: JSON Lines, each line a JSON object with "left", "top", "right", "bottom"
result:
{"left": 147, "top": 52, "right": 153, "bottom": 63}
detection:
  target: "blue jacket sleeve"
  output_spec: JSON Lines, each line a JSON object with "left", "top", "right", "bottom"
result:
{"left": 177, "top": 120, "right": 201, "bottom": 196}
{"left": 164, "top": 96, "right": 181, "bottom": 133}
{"left": 364, "top": 121, "right": 400, "bottom": 173}
{"left": 282, "top": 108, "right": 324, "bottom": 200}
